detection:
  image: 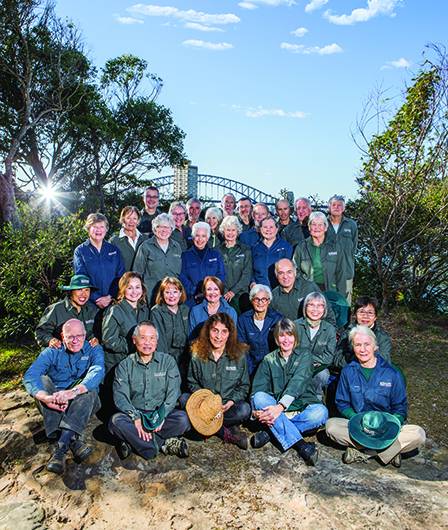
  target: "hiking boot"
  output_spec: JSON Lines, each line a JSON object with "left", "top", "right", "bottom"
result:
{"left": 47, "top": 443, "right": 67, "bottom": 475}
{"left": 296, "top": 442, "right": 319, "bottom": 466}
{"left": 250, "top": 430, "right": 271, "bottom": 449}
{"left": 342, "top": 447, "right": 371, "bottom": 465}
{"left": 116, "top": 441, "right": 132, "bottom": 460}
{"left": 69, "top": 438, "right": 92, "bottom": 463}
{"left": 222, "top": 426, "right": 248, "bottom": 450}
{"left": 390, "top": 453, "right": 402, "bottom": 468}
{"left": 160, "top": 437, "right": 189, "bottom": 458}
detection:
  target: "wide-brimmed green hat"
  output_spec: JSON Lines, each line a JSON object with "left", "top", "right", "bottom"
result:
{"left": 140, "top": 405, "right": 166, "bottom": 431}
{"left": 349, "top": 411, "right": 401, "bottom": 451}
{"left": 61, "top": 274, "right": 96, "bottom": 291}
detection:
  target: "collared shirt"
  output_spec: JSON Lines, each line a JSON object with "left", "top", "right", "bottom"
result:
{"left": 23, "top": 342, "right": 105, "bottom": 396}
{"left": 150, "top": 304, "right": 189, "bottom": 364}
{"left": 294, "top": 317, "right": 337, "bottom": 370}
{"left": 119, "top": 227, "right": 142, "bottom": 251}
{"left": 251, "top": 236, "right": 293, "bottom": 288}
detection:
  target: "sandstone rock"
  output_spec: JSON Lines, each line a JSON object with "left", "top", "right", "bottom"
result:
{"left": 0, "top": 500, "right": 45, "bottom": 530}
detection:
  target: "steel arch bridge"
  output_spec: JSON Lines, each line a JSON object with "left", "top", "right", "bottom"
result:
{"left": 151, "top": 174, "right": 278, "bottom": 205}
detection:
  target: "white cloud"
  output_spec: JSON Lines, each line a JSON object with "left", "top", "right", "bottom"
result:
{"left": 381, "top": 57, "right": 411, "bottom": 70}
{"left": 238, "top": 1, "right": 258, "bottom": 9}
{"left": 115, "top": 16, "right": 144, "bottom": 24}
{"left": 304, "top": 0, "right": 328, "bottom": 13}
{"left": 183, "top": 39, "right": 233, "bottom": 51}
{"left": 281, "top": 42, "right": 343, "bottom": 55}
{"left": 242, "top": 0, "right": 296, "bottom": 5}
{"left": 231, "top": 104, "right": 306, "bottom": 118}
{"left": 128, "top": 4, "right": 240, "bottom": 26}
{"left": 291, "top": 26, "right": 308, "bottom": 37}
{"left": 324, "top": 0, "right": 401, "bottom": 25}
{"left": 185, "top": 22, "right": 224, "bottom": 32}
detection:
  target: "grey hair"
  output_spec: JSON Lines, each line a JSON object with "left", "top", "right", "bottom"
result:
{"left": 219, "top": 215, "right": 243, "bottom": 235}
{"left": 84, "top": 212, "right": 109, "bottom": 231}
{"left": 152, "top": 213, "right": 175, "bottom": 232}
{"left": 192, "top": 221, "right": 211, "bottom": 239}
{"left": 62, "top": 318, "right": 86, "bottom": 335}
{"left": 169, "top": 201, "right": 187, "bottom": 215}
{"left": 294, "top": 197, "right": 312, "bottom": 209}
{"left": 133, "top": 321, "right": 159, "bottom": 339}
{"left": 221, "top": 193, "right": 236, "bottom": 204}
{"left": 308, "top": 211, "right": 329, "bottom": 229}
{"left": 328, "top": 194, "right": 346, "bottom": 206}
{"left": 205, "top": 207, "right": 223, "bottom": 223}
{"left": 274, "top": 258, "right": 296, "bottom": 274}
{"left": 303, "top": 291, "right": 328, "bottom": 318}
{"left": 186, "top": 198, "right": 202, "bottom": 209}
{"left": 259, "top": 216, "right": 278, "bottom": 229}
{"left": 249, "top": 284, "right": 273, "bottom": 302}
{"left": 348, "top": 325, "right": 378, "bottom": 349}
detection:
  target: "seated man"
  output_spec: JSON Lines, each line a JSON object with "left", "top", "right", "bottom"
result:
{"left": 23, "top": 318, "right": 104, "bottom": 475}
{"left": 109, "top": 322, "right": 190, "bottom": 460}
{"left": 326, "top": 325, "right": 425, "bottom": 467}
{"left": 35, "top": 274, "right": 99, "bottom": 348}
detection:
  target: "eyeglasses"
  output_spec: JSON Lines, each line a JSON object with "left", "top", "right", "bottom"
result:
{"left": 253, "top": 297, "right": 269, "bottom": 303}
{"left": 65, "top": 334, "right": 86, "bottom": 342}
{"left": 146, "top": 194, "right": 159, "bottom": 199}
{"left": 357, "top": 310, "right": 376, "bottom": 316}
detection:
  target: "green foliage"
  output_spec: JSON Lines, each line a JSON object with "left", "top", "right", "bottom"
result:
{"left": 0, "top": 341, "right": 37, "bottom": 390}
{"left": 0, "top": 203, "right": 85, "bottom": 338}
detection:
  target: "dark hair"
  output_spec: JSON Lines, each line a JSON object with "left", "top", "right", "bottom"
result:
{"left": 191, "top": 313, "right": 248, "bottom": 362}
{"left": 354, "top": 296, "right": 379, "bottom": 316}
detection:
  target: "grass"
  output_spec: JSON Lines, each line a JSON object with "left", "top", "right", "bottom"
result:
{"left": 0, "top": 341, "right": 38, "bottom": 391}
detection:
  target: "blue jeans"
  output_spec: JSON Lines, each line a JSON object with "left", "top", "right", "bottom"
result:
{"left": 252, "top": 391, "right": 328, "bottom": 451}
{"left": 312, "top": 368, "right": 330, "bottom": 399}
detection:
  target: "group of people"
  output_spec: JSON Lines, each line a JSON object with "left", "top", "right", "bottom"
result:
{"left": 23, "top": 186, "right": 426, "bottom": 475}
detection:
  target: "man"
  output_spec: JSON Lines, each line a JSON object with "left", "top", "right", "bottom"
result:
{"left": 109, "top": 322, "right": 190, "bottom": 460}
{"left": 35, "top": 275, "right": 99, "bottom": 348}
{"left": 326, "top": 325, "right": 425, "bottom": 467}
{"left": 186, "top": 198, "right": 202, "bottom": 228}
{"left": 138, "top": 186, "right": 161, "bottom": 235}
{"left": 326, "top": 195, "right": 358, "bottom": 303}
{"left": 221, "top": 193, "right": 237, "bottom": 217}
{"left": 283, "top": 197, "right": 313, "bottom": 248}
{"left": 237, "top": 196, "right": 254, "bottom": 231}
{"left": 275, "top": 199, "right": 292, "bottom": 234}
{"left": 239, "top": 202, "right": 270, "bottom": 247}
{"left": 23, "top": 319, "right": 104, "bottom": 474}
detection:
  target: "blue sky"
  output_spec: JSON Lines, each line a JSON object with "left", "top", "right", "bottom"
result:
{"left": 56, "top": 1, "right": 448, "bottom": 200}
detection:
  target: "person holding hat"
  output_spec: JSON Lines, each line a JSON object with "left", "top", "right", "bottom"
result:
{"left": 183, "top": 313, "right": 251, "bottom": 449}
{"left": 35, "top": 275, "right": 100, "bottom": 348}
{"left": 109, "top": 322, "right": 190, "bottom": 460}
{"left": 326, "top": 325, "right": 426, "bottom": 467}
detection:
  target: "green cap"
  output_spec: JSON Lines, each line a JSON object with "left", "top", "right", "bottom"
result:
{"left": 61, "top": 274, "right": 96, "bottom": 291}
{"left": 348, "top": 411, "right": 401, "bottom": 451}
{"left": 140, "top": 405, "right": 166, "bottom": 431}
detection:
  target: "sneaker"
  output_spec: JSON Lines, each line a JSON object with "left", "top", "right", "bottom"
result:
{"left": 47, "top": 443, "right": 67, "bottom": 475}
{"left": 116, "top": 441, "right": 132, "bottom": 460}
{"left": 69, "top": 438, "right": 92, "bottom": 463}
{"left": 296, "top": 442, "right": 319, "bottom": 466}
{"left": 222, "top": 426, "right": 248, "bottom": 450}
{"left": 160, "top": 437, "right": 189, "bottom": 458}
{"left": 342, "top": 447, "right": 371, "bottom": 465}
{"left": 390, "top": 453, "right": 402, "bottom": 468}
{"left": 250, "top": 430, "right": 271, "bottom": 449}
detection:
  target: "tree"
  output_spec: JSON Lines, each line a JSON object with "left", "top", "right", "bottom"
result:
{"left": 353, "top": 45, "right": 448, "bottom": 312}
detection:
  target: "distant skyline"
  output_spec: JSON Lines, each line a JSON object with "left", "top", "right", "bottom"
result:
{"left": 56, "top": 0, "right": 448, "bottom": 200}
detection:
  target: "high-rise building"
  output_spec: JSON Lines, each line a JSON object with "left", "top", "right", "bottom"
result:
{"left": 173, "top": 161, "right": 198, "bottom": 199}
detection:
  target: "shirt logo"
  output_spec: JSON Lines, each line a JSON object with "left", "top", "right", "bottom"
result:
{"left": 328, "top": 251, "right": 337, "bottom": 256}
{"left": 226, "top": 366, "right": 237, "bottom": 371}
{"left": 343, "top": 228, "right": 352, "bottom": 233}
{"left": 154, "top": 372, "right": 166, "bottom": 377}
{"left": 81, "top": 356, "right": 89, "bottom": 360}
{"left": 108, "top": 251, "right": 117, "bottom": 256}
{"left": 379, "top": 381, "right": 392, "bottom": 387}
{"left": 85, "top": 319, "right": 94, "bottom": 324}
{"left": 208, "top": 258, "right": 217, "bottom": 262}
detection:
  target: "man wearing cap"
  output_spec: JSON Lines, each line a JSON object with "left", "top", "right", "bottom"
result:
{"left": 23, "top": 318, "right": 104, "bottom": 474}
{"left": 326, "top": 325, "right": 426, "bottom": 467}
{"left": 108, "top": 322, "right": 190, "bottom": 460}
{"left": 35, "top": 275, "right": 100, "bottom": 348}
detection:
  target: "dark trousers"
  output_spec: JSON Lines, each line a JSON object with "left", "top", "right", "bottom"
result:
{"left": 108, "top": 409, "right": 191, "bottom": 460}
{"left": 37, "top": 376, "right": 100, "bottom": 438}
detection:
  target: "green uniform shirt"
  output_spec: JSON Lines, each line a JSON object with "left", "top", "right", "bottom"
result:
{"left": 252, "top": 347, "right": 321, "bottom": 412}
{"left": 150, "top": 304, "right": 189, "bottom": 365}
{"left": 113, "top": 351, "right": 181, "bottom": 419}
{"left": 102, "top": 299, "right": 150, "bottom": 373}
{"left": 188, "top": 351, "right": 250, "bottom": 403}
{"left": 218, "top": 242, "right": 252, "bottom": 296}
{"left": 310, "top": 244, "right": 324, "bottom": 285}
{"left": 35, "top": 297, "right": 99, "bottom": 347}
{"left": 294, "top": 318, "right": 337, "bottom": 372}
{"left": 109, "top": 232, "right": 148, "bottom": 272}
{"left": 282, "top": 221, "right": 306, "bottom": 248}
{"left": 326, "top": 215, "right": 358, "bottom": 279}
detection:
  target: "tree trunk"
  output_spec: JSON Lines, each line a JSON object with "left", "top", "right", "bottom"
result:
{"left": 0, "top": 164, "right": 19, "bottom": 228}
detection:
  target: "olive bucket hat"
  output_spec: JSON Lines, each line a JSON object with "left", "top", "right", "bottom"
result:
{"left": 348, "top": 411, "right": 401, "bottom": 451}
{"left": 186, "top": 389, "right": 223, "bottom": 436}
{"left": 61, "top": 275, "right": 96, "bottom": 291}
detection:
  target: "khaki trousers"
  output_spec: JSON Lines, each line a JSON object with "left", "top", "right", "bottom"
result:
{"left": 326, "top": 417, "right": 426, "bottom": 464}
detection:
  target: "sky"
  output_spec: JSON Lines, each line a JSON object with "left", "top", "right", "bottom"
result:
{"left": 55, "top": 0, "right": 448, "bottom": 201}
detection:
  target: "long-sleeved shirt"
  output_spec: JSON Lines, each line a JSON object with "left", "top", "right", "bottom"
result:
{"left": 218, "top": 242, "right": 252, "bottom": 297}
{"left": 251, "top": 237, "right": 293, "bottom": 288}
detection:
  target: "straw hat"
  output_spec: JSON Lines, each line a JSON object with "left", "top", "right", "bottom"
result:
{"left": 186, "top": 389, "right": 223, "bottom": 436}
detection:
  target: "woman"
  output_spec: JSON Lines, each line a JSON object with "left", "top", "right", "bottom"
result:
{"left": 251, "top": 217, "right": 292, "bottom": 288}
{"left": 73, "top": 213, "right": 125, "bottom": 309}
{"left": 150, "top": 277, "right": 189, "bottom": 370}
{"left": 179, "top": 222, "right": 226, "bottom": 306}
{"left": 110, "top": 206, "right": 148, "bottom": 271}
{"left": 218, "top": 215, "right": 252, "bottom": 313}
{"left": 189, "top": 276, "right": 237, "bottom": 339}
{"left": 184, "top": 313, "right": 251, "bottom": 449}
{"left": 102, "top": 272, "right": 150, "bottom": 375}
{"left": 133, "top": 213, "right": 182, "bottom": 305}
{"left": 169, "top": 201, "right": 192, "bottom": 251}
{"left": 334, "top": 296, "right": 392, "bottom": 369}
{"left": 205, "top": 206, "right": 223, "bottom": 249}
{"left": 292, "top": 211, "right": 346, "bottom": 297}
{"left": 251, "top": 318, "right": 328, "bottom": 465}
{"left": 294, "top": 292, "right": 336, "bottom": 399}
{"left": 237, "top": 284, "right": 282, "bottom": 376}
{"left": 326, "top": 325, "right": 425, "bottom": 467}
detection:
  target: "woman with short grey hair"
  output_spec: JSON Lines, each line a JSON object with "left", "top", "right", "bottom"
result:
{"left": 205, "top": 207, "right": 224, "bottom": 248}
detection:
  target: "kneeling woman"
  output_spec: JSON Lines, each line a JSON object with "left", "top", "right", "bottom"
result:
{"left": 251, "top": 318, "right": 328, "bottom": 466}
{"left": 185, "top": 313, "right": 251, "bottom": 449}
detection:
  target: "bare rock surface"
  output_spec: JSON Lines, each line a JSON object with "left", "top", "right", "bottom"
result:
{"left": 0, "top": 389, "right": 447, "bottom": 530}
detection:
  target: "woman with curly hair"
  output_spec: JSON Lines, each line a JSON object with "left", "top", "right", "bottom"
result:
{"left": 183, "top": 313, "right": 251, "bottom": 449}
